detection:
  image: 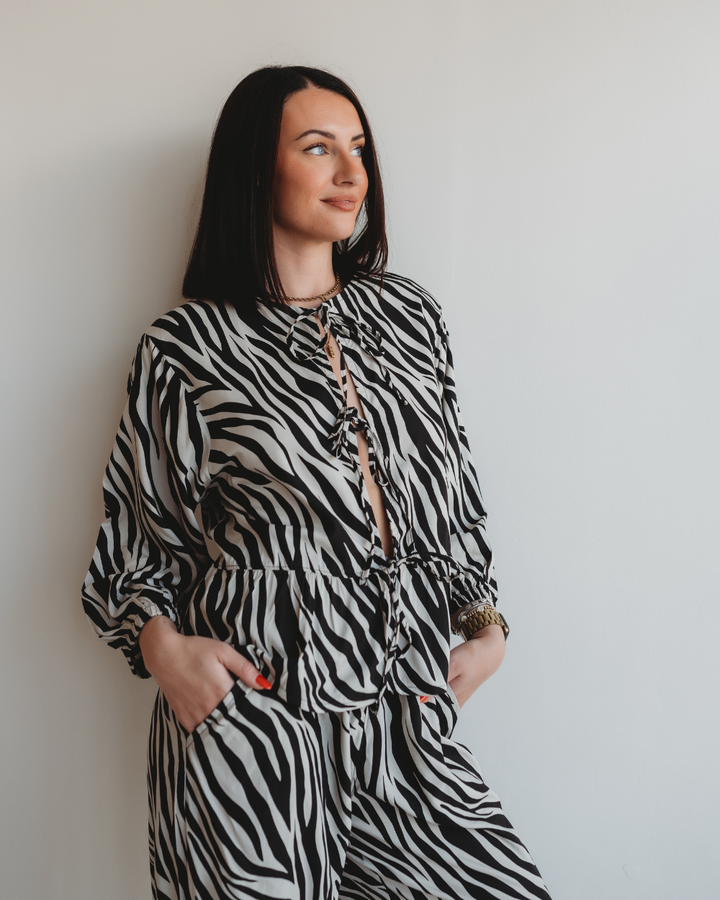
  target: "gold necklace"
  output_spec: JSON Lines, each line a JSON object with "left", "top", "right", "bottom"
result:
{"left": 286, "top": 272, "right": 340, "bottom": 305}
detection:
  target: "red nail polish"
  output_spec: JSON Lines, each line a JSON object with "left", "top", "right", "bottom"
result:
{"left": 256, "top": 675, "right": 272, "bottom": 690}
{"left": 420, "top": 695, "right": 429, "bottom": 703}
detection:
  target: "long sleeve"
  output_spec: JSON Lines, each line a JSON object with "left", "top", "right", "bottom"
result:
{"left": 428, "top": 299, "right": 499, "bottom": 616}
{"left": 82, "top": 335, "right": 212, "bottom": 678}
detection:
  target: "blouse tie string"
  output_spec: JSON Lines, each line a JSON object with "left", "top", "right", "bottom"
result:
{"left": 363, "top": 566, "right": 412, "bottom": 711}
{"left": 285, "top": 304, "right": 409, "bottom": 406}
{"left": 285, "top": 303, "right": 399, "bottom": 515}
{"left": 328, "top": 390, "right": 394, "bottom": 574}
{"left": 328, "top": 400, "right": 388, "bottom": 489}
{"left": 365, "top": 551, "right": 469, "bottom": 712}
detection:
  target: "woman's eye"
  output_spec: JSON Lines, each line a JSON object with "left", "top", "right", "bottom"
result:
{"left": 351, "top": 146, "right": 364, "bottom": 157}
{"left": 306, "top": 144, "right": 327, "bottom": 156}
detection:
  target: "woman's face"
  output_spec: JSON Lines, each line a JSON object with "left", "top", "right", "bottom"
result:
{"left": 272, "top": 87, "right": 368, "bottom": 248}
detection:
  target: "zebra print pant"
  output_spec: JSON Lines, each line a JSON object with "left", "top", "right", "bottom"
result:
{"left": 148, "top": 680, "right": 552, "bottom": 900}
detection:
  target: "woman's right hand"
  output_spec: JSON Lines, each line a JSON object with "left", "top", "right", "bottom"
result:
{"left": 138, "top": 615, "right": 271, "bottom": 732}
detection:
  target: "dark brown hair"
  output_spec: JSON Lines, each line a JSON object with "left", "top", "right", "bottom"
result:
{"left": 183, "top": 65, "right": 387, "bottom": 319}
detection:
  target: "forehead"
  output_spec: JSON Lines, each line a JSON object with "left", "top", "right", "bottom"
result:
{"left": 280, "top": 87, "right": 362, "bottom": 136}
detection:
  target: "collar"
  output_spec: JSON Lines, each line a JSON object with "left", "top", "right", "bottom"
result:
{"left": 263, "top": 283, "right": 408, "bottom": 407}
{"left": 276, "top": 290, "right": 385, "bottom": 363}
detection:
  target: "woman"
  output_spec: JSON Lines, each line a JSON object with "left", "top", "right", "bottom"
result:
{"left": 82, "top": 65, "right": 552, "bottom": 900}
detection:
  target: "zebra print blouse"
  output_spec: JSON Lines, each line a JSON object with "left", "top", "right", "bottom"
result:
{"left": 82, "top": 273, "right": 498, "bottom": 712}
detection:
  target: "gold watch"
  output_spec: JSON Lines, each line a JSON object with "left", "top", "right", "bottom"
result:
{"left": 454, "top": 600, "right": 509, "bottom": 641}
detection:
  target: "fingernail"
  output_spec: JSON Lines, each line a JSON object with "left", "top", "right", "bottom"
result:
{"left": 255, "top": 675, "right": 272, "bottom": 690}
{"left": 419, "top": 695, "right": 429, "bottom": 703}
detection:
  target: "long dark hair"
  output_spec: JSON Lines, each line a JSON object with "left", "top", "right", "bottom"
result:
{"left": 183, "top": 65, "right": 387, "bottom": 318}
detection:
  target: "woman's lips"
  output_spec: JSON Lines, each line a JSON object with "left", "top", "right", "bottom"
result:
{"left": 321, "top": 197, "right": 357, "bottom": 211}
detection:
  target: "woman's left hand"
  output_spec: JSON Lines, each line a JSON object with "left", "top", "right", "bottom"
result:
{"left": 447, "top": 623, "right": 506, "bottom": 708}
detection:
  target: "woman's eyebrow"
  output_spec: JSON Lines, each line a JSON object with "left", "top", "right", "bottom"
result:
{"left": 294, "top": 129, "right": 365, "bottom": 142}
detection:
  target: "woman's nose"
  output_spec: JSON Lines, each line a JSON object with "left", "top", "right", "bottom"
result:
{"left": 335, "top": 153, "right": 366, "bottom": 185}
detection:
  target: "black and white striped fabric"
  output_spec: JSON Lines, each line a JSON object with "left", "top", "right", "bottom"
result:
{"left": 149, "top": 676, "right": 551, "bottom": 899}
{"left": 83, "top": 273, "right": 552, "bottom": 899}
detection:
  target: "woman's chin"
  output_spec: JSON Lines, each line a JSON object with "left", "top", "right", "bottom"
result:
{"left": 275, "top": 220, "right": 360, "bottom": 247}
{"left": 313, "top": 221, "right": 359, "bottom": 244}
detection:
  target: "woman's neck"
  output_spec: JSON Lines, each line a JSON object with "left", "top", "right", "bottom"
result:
{"left": 273, "top": 231, "right": 337, "bottom": 303}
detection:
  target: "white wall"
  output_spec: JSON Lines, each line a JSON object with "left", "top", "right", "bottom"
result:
{"left": 1, "top": 2, "right": 718, "bottom": 898}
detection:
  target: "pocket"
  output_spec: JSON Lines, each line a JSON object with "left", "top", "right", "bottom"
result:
{"left": 189, "top": 677, "right": 252, "bottom": 743}
{"left": 419, "top": 682, "right": 459, "bottom": 740}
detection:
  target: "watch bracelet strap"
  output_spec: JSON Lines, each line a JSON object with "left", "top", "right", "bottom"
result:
{"left": 454, "top": 606, "right": 509, "bottom": 641}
